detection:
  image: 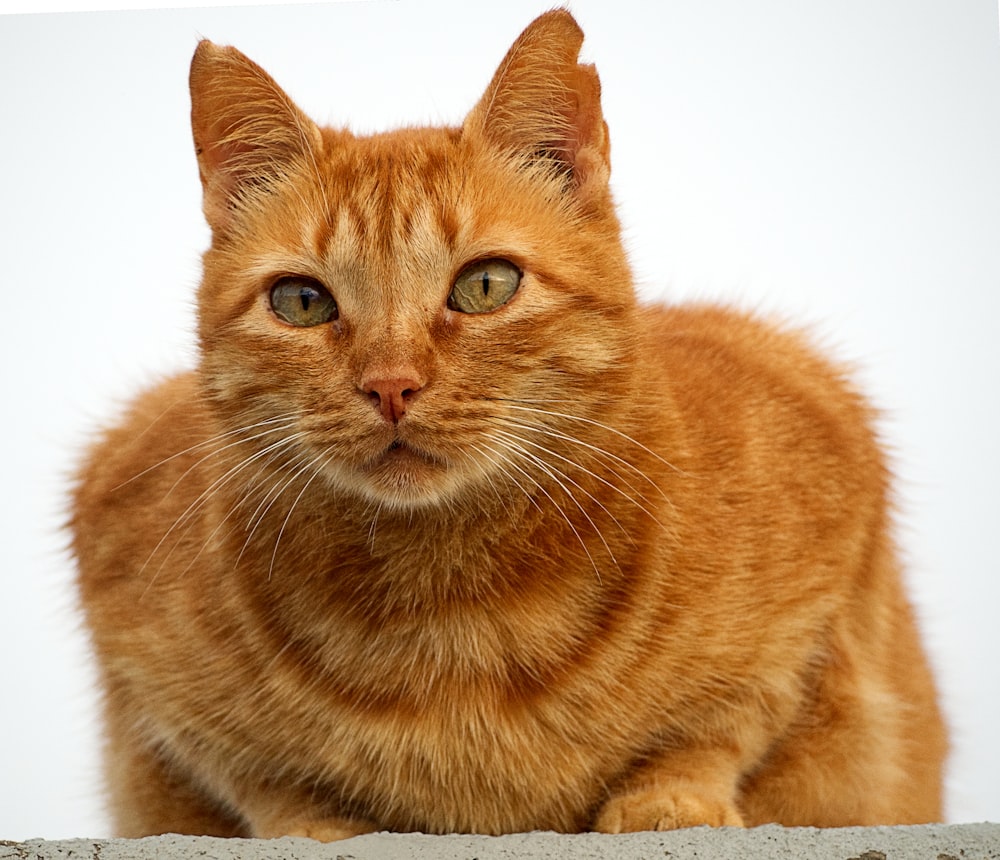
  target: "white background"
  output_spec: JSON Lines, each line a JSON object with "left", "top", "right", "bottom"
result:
{"left": 1, "top": 0, "right": 998, "bottom": 839}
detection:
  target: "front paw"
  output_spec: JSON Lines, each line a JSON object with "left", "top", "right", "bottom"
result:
{"left": 593, "top": 786, "right": 744, "bottom": 833}
{"left": 254, "top": 814, "right": 378, "bottom": 842}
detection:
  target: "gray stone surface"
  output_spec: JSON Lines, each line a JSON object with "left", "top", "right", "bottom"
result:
{"left": 4, "top": 825, "right": 1000, "bottom": 860}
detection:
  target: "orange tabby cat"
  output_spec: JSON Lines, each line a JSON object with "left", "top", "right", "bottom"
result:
{"left": 71, "top": 10, "right": 946, "bottom": 840}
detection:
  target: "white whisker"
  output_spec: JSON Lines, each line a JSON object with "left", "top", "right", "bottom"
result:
{"left": 476, "top": 438, "right": 605, "bottom": 583}
{"left": 235, "top": 447, "right": 317, "bottom": 568}
{"left": 162, "top": 418, "right": 302, "bottom": 500}
{"left": 501, "top": 402, "right": 688, "bottom": 477}
{"left": 138, "top": 430, "right": 308, "bottom": 590}
{"left": 489, "top": 428, "right": 638, "bottom": 547}
{"left": 268, "top": 452, "right": 329, "bottom": 581}
{"left": 112, "top": 413, "right": 301, "bottom": 491}
{"left": 496, "top": 416, "right": 668, "bottom": 501}
{"left": 241, "top": 445, "right": 315, "bottom": 535}
{"left": 466, "top": 443, "right": 519, "bottom": 523}
{"left": 469, "top": 442, "right": 544, "bottom": 517}
{"left": 488, "top": 429, "right": 620, "bottom": 572}
{"left": 367, "top": 503, "right": 383, "bottom": 551}
{"left": 490, "top": 420, "right": 668, "bottom": 531}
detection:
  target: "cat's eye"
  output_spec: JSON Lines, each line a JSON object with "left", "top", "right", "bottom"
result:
{"left": 448, "top": 259, "right": 522, "bottom": 314}
{"left": 269, "top": 277, "right": 338, "bottom": 327}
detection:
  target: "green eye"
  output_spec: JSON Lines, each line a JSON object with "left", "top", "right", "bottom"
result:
{"left": 448, "top": 259, "right": 521, "bottom": 314}
{"left": 269, "top": 277, "right": 338, "bottom": 327}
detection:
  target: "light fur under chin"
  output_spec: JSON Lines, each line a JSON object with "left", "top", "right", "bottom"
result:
{"left": 71, "top": 8, "right": 946, "bottom": 842}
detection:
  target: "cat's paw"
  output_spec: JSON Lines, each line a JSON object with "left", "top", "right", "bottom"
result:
{"left": 254, "top": 814, "right": 378, "bottom": 842}
{"left": 592, "top": 787, "right": 744, "bottom": 833}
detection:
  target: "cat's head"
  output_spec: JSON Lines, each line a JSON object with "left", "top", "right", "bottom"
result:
{"left": 190, "top": 10, "right": 639, "bottom": 511}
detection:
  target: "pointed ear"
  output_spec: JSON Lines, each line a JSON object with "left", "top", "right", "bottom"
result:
{"left": 463, "top": 10, "right": 610, "bottom": 200}
{"left": 189, "top": 40, "right": 322, "bottom": 234}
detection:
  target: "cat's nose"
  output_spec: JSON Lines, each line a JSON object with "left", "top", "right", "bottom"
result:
{"left": 361, "top": 374, "right": 425, "bottom": 423}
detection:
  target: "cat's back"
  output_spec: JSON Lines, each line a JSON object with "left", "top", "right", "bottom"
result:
{"left": 640, "top": 302, "right": 884, "bottom": 486}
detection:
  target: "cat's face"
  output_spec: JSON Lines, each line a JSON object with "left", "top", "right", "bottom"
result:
{"left": 192, "top": 14, "right": 637, "bottom": 511}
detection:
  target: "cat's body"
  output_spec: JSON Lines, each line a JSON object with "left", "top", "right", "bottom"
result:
{"left": 72, "top": 11, "right": 946, "bottom": 839}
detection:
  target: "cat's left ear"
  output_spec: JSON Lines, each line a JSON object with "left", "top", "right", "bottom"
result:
{"left": 463, "top": 10, "right": 610, "bottom": 204}
{"left": 189, "top": 41, "right": 322, "bottom": 235}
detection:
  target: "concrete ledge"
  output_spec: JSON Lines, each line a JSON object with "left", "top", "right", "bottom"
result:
{"left": 3, "top": 825, "right": 1000, "bottom": 860}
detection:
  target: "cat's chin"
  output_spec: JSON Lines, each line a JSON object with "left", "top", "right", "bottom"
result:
{"left": 348, "top": 440, "right": 463, "bottom": 509}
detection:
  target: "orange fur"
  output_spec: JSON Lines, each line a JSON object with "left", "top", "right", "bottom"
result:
{"left": 71, "top": 10, "right": 946, "bottom": 840}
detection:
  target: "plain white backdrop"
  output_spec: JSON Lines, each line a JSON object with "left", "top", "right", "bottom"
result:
{"left": 1, "top": 0, "right": 998, "bottom": 840}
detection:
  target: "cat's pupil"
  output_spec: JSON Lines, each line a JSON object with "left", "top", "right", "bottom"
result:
{"left": 300, "top": 289, "right": 313, "bottom": 311}
{"left": 482, "top": 273, "right": 490, "bottom": 297}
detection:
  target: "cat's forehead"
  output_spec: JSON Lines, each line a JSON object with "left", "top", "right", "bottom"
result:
{"left": 233, "top": 121, "right": 576, "bottom": 313}
{"left": 316, "top": 125, "right": 461, "bottom": 195}
{"left": 292, "top": 126, "right": 539, "bottom": 274}
{"left": 300, "top": 128, "right": 459, "bottom": 273}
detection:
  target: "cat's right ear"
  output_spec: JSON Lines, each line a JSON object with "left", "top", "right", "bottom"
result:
{"left": 189, "top": 41, "right": 322, "bottom": 235}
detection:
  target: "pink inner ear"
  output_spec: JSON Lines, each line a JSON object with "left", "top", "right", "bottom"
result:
{"left": 569, "top": 64, "right": 611, "bottom": 170}
{"left": 193, "top": 126, "right": 258, "bottom": 232}
{"left": 195, "top": 134, "right": 241, "bottom": 192}
{"left": 543, "top": 63, "right": 610, "bottom": 185}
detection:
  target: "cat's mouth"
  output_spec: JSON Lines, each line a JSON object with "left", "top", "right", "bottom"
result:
{"left": 362, "top": 437, "right": 446, "bottom": 474}
{"left": 384, "top": 438, "right": 434, "bottom": 459}
{"left": 350, "top": 436, "right": 452, "bottom": 505}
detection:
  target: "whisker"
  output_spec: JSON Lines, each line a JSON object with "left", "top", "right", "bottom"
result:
{"left": 137, "top": 431, "right": 308, "bottom": 590}
{"left": 162, "top": 418, "right": 302, "bottom": 500}
{"left": 268, "top": 452, "right": 329, "bottom": 581}
{"left": 466, "top": 443, "right": 519, "bottom": 523}
{"left": 469, "top": 441, "right": 544, "bottom": 518}
{"left": 490, "top": 428, "right": 645, "bottom": 545}
{"left": 241, "top": 446, "right": 315, "bottom": 535}
{"left": 112, "top": 413, "right": 301, "bottom": 491}
{"left": 477, "top": 438, "right": 604, "bottom": 583}
{"left": 488, "top": 430, "right": 620, "bottom": 571}
{"left": 236, "top": 447, "right": 317, "bottom": 568}
{"left": 495, "top": 416, "right": 668, "bottom": 501}
{"left": 367, "top": 503, "right": 382, "bottom": 551}
{"left": 174, "top": 432, "right": 309, "bottom": 537}
{"left": 499, "top": 402, "right": 689, "bottom": 477}
{"left": 170, "top": 493, "right": 248, "bottom": 584}
{"left": 490, "top": 420, "right": 668, "bottom": 531}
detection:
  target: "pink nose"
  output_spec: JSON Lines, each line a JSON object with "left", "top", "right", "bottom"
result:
{"left": 362, "top": 375, "right": 424, "bottom": 423}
